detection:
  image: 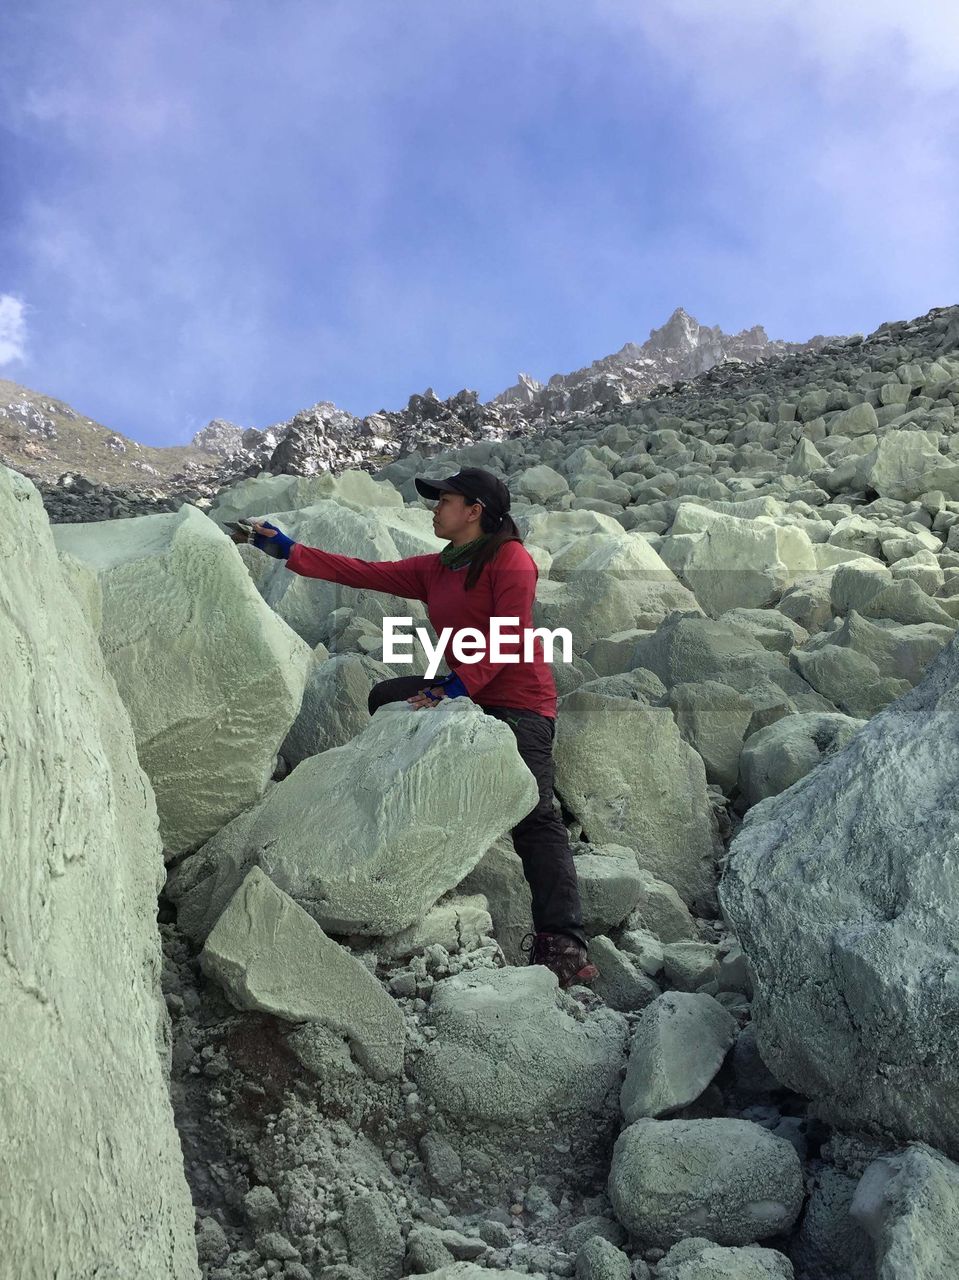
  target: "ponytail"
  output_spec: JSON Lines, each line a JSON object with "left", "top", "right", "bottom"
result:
{"left": 463, "top": 506, "right": 523, "bottom": 591}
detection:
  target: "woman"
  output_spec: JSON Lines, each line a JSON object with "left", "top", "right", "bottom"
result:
{"left": 240, "top": 466, "right": 597, "bottom": 990}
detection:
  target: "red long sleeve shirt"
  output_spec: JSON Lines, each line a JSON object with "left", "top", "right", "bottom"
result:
{"left": 286, "top": 539, "right": 558, "bottom": 719}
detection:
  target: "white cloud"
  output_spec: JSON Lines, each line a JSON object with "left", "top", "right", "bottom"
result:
{"left": 0, "top": 295, "right": 27, "bottom": 365}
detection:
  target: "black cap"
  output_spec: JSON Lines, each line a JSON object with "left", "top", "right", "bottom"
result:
{"left": 414, "top": 467, "right": 511, "bottom": 522}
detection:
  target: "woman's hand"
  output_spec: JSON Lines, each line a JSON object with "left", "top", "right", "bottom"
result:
{"left": 249, "top": 521, "right": 295, "bottom": 559}
{"left": 407, "top": 685, "right": 448, "bottom": 710}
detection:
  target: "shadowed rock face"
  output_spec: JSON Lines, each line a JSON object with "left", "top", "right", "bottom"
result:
{"left": 721, "top": 631, "right": 959, "bottom": 1155}
{"left": 0, "top": 465, "right": 199, "bottom": 1278}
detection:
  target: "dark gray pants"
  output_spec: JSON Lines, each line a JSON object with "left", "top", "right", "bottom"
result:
{"left": 368, "top": 675, "right": 587, "bottom": 948}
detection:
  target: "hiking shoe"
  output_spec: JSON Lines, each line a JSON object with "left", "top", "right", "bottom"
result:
{"left": 520, "top": 931, "right": 599, "bottom": 989}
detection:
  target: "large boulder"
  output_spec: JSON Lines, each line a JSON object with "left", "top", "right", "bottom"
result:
{"left": 830, "top": 562, "right": 957, "bottom": 627}
{"left": 412, "top": 966, "right": 627, "bottom": 1125}
{"left": 630, "top": 613, "right": 836, "bottom": 718}
{"left": 200, "top": 867, "right": 405, "bottom": 1080}
{"left": 851, "top": 1143, "right": 959, "bottom": 1278}
{"left": 608, "top": 1117, "right": 804, "bottom": 1247}
{"left": 852, "top": 430, "right": 959, "bottom": 501}
{"left": 720, "top": 633, "right": 959, "bottom": 1154}
{"left": 805, "top": 610, "right": 955, "bottom": 687}
{"left": 167, "top": 699, "right": 539, "bottom": 942}
{"left": 667, "top": 680, "right": 755, "bottom": 792}
{"left": 660, "top": 505, "right": 818, "bottom": 616}
{"left": 52, "top": 505, "right": 311, "bottom": 856}
{"left": 0, "top": 467, "right": 199, "bottom": 1277}
{"left": 789, "top": 645, "right": 911, "bottom": 719}
{"left": 533, "top": 531, "right": 702, "bottom": 653}
{"left": 554, "top": 690, "right": 719, "bottom": 910}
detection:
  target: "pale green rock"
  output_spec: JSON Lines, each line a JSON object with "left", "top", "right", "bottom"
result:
{"left": 622, "top": 869, "right": 699, "bottom": 943}
{"left": 575, "top": 854, "right": 645, "bottom": 933}
{"left": 661, "top": 505, "right": 818, "bottom": 617}
{"left": 200, "top": 867, "right": 404, "bottom": 1079}
{"left": 620, "top": 992, "right": 737, "bottom": 1122}
{"left": 412, "top": 966, "right": 627, "bottom": 1124}
{"left": 514, "top": 463, "right": 571, "bottom": 506}
{"left": 851, "top": 1144, "right": 959, "bottom": 1279}
{"left": 554, "top": 690, "right": 718, "bottom": 910}
{"left": 534, "top": 531, "right": 702, "bottom": 652}
{"left": 607, "top": 1118, "right": 804, "bottom": 1247}
{"left": 718, "top": 608, "right": 809, "bottom": 655}
{"left": 668, "top": 681, "right": 754, "bottom": 792}
{"left": 168, "top": 699, "right": 539, "bottom": 941}
{"left": 805, "top": 610, "right": 954, "bottom": 687}
{"left": 575, "top": 1235, "right": 631, "bottom": 1279}
{"left": 720, "top": 634, "right": 959, "bottom": 1154}
{"left": 281, "top": 650, "right": 396, "bottom": 766}
{"left": 854, "top": 430, "right": 959, "bottom": 501}
{"left": 573, "top": 475, "right": 632, "bottom": 505}
{"left": 54, "top": 547, "right": 103, "bottom": 636}
{"left": 790, "top": 646, "right": 911, "bottom": 718}
{"left": 457, "top": 834, "right": 533, "bottom": 966}
{"left": 737, "top": 713, "right": 867, "bottom": 808}
{"left": 890, "top": 550, "right": 945, "bottom": 594}
{"left": 0, "top": 468, "right": 199, "bottom": 1279}
{"left": 518, "top": 507, "right": 626, "bottom": 555}
{"left": 243, "top": 497, "right": 433, "bottom": 648}
{"left": 827, "top": 401, "right": 879, "bottom": 436}
{"left": 585, "top": 629, "right": 656, "bottom": 676}
{"left": 209, "top": 468, "right": 403, "bottom": 524}
{"left": 657, "top": 1238, "right": 794, "bottom": 1278}
{"left": 785, "top": 437, "right": 826, "bottom": 478}
{"left": 51, "top": 505, "right": 311, "bottom": 856}
{"left": 588, "top": 935, "right": 662, "bottom": 1012}
{"left": 344, "top": 1189, "right": 405, "bottom": 1280}
{"left": 378, "top": 894, "right": 493, "bottom": 960}
{"left": 662, "top": 940, "right": 722, "bottom": 991}
{"left": 618, "top": 927, "right": 665, "bottom": 976}
{"left": 828, "top": 514, "right": 883, "bottom": 558}
{"left": 830, "top": 562, "right": 957, "bottom": 626}
{"left": 880, "top": 381, "right": 913, "bottom": 406}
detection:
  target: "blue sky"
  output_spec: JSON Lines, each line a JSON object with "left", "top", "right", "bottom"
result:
{"left": 1, "top": 1, "right": 958, "bottom": 447}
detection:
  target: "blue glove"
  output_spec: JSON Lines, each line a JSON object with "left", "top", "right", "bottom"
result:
{"left": 252, "top": 521, "right": 295, "bottom": 560}
{"left": 422, "top": 671, "right": 469, "bottom": 701}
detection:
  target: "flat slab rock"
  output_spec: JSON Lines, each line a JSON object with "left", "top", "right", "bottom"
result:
{"left": 200, "top": 866, "right": 405, "bottom": 1080}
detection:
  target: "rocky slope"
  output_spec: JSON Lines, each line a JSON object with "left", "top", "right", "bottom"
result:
{"left": 493, "top": 306, "right": 833, "bottom": 417}
{"left": 7, "top": 300, "right": 959, "bottom": 1279}
{"left": 3, "top": 308, "right": 834, "bottom": 525}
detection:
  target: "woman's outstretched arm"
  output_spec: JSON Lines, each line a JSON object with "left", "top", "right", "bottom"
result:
{"left": 286, "top": 542, "right": 433, "bottom": 602}
{"left": 245, "top": 520, "right": 433, "bottom": 601}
